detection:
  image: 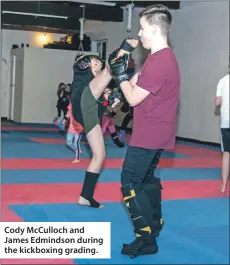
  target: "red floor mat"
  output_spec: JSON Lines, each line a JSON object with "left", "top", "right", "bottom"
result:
{"left": 30, "top": 138, "right": 88, "bottom": 144}
{"left": 1, "top": 204, "right": 23, "bottom": 222}
{"left": 1, "top": 158, "right": 220, "bottom": 170}
{"left": 2, "top": 180, "right": 227, "bottom": 205}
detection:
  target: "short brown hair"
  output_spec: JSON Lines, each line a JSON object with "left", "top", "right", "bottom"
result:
{"left": 139, "top": 4, "right": 172, "bottom": 37}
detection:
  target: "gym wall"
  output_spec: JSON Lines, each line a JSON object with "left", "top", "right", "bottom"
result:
{"left": 1, "top": 29, "right": 66, "bottom": 119}
{"left": 11, "top": 48, "right": 95, "bottom": 123}
{"left": 170, "top": 1, "right": 229, "bottom": 143}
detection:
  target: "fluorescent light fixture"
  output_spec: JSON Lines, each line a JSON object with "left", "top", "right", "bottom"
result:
{"left": 70, "top": 0, "right": 116, "bottom": 7}
{"left": 2, "top": 11, "right": 68, "bottom": 19}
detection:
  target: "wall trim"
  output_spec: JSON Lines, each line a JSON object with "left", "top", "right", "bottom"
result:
{"left": 0, "top": 120, "right": 221, "bottom": 148}
{"left": 175, "top": 136, "right": 220, "bottom": 148}
{"left": 116, "top": 126, "right": 220, "bottom": 148}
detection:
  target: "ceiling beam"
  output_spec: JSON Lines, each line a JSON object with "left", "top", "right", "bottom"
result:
{"left": 2, "top": 13, "right": 80, "bottom": 31}
{"left": 112, "top": 1, "right": 180, "bottom": 9}
{"left": 1, "top": 24, "right": 78, "bottom": 34}
{"left": 1, "top": 1, "right": 123, "bottom": 22}
{"left": 83, "top": 5, "right": 122, "bottom": 21}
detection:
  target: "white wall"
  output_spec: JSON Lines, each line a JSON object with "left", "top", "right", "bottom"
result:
{"left": 12, "top": 47, "right": 95, "bottom": 123}
{"left": 170, "top": 1, "right": 229, "bottom": 143}
{"left": 1, "top": 29, "right": 66, "bottom": 118}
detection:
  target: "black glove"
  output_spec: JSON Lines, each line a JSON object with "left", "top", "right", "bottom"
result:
{"left": 121, "top": 101, "right": 130, "bottom": 113}
{"left": 108, "top": 53, "right": 129, "bottom": 85}
{"left": 120, "top": 38, "right": 137, "bottom": 53}
{"left": 108, "top": 38, "right": 137, "bottom": 62}
{"left": 108, "top": 38, "right": 137, "bottom": 85}
{"left": 108, "top": 90, "right": 124, "bottom": 107}
{"left": 74, "top": 55, "right": 91, "bottom": 71}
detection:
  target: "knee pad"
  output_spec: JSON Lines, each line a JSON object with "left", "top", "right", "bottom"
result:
{"left": 142, "top": 178, "right": 164, "bottom": 232}
{"left": 121, "top": 184, "right": 154, "bottom": 238}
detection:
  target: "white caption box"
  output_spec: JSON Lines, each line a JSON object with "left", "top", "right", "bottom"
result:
{"left": 0, "top": 222, "right": 111, "bottom": 259}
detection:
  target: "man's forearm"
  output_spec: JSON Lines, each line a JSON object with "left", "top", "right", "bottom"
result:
{"left": 120, "top": 81, "right": 134, "bottom": 106}
{"left": 130, "top": 72, "right": 139, "bottom": 86}
{"left": 89, "top": 66, "right": 112, "bottom": 100}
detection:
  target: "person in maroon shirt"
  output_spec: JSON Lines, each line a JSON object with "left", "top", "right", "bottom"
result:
{"left": 108, "top": 4, "right": 180, "bottom": 259}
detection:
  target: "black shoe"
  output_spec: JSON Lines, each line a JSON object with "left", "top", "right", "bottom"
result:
{"left": 111, "top": 132, "right": 124, "bottom": 148}
{"left": 121, "top": 237, "right": 158, "bottom": 258}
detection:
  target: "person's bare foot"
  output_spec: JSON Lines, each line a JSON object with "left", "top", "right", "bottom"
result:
{"left": 219, "top": 183, "right": 228, "bottom": 193}
{"left": 77, "top": 196, "right": 104, "bottom": 208}
{"left": 71, "top": 159, "right": 80, "bottom": 163}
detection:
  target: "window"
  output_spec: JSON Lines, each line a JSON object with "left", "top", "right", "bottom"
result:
{"left": 96, "top": 39, "right": 107, "bottom": 61}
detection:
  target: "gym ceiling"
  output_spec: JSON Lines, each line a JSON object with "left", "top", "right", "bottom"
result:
{"left": 1, "top": 1, "right": 180, "bottom": 33}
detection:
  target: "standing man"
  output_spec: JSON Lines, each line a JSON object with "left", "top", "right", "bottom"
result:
{"left": 215, "top": 69, "right": 230, "bottom": 193}
{"left": 108, "top": 4, "right": 180, "bottom": 258}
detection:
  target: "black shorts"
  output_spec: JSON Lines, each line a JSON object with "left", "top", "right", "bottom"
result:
{"left": 221, "top": 128, "right": 230, "bottom": 152}
{"left": 72, "top": 86, "right": 103, "bottom": 135}
{"left": 121, "top": 146, "right": 163, "bottom": 186}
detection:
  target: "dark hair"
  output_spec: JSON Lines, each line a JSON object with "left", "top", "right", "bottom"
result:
{"left": 74, "top": 54, "right": 103, "bottom": 70}
{"left": 57, "top": 82, "right": 65, "bottom": 97}
{"left": 139, "top": 4, "right": 172, "bottom": 37}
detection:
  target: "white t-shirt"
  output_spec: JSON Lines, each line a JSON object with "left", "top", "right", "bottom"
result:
{"left": 216, "top": 74, "right": 229, "bottom": 128}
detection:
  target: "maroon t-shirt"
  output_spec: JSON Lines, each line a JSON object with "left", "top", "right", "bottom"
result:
{"left": 129, "top": 48, "right": 180, "bottom": 149}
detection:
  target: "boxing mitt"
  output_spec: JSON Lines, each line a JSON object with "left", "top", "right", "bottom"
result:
{"left": 74, "top": 55, "right": 91, "bottom": 71}
{"left": 108, "top": 53, "right": 129, "bottom": 85}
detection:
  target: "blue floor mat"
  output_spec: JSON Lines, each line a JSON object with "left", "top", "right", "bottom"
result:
{"left": 1, "top": 131, "right": 64, "bottom": 139}
{"left": 1, "top": 121, "right": 55, "bottom": 127}
{"left": 9, "top": 198, "right": 229, "bottom": 264}
{"left": 1, "top": 141, "right": 189, "bottom": 159}
{"left": 1, "top": 168, "right": 221, "bottom": 184}
{"left": 1, "top": 130, "right": 10, "bottom": 134}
